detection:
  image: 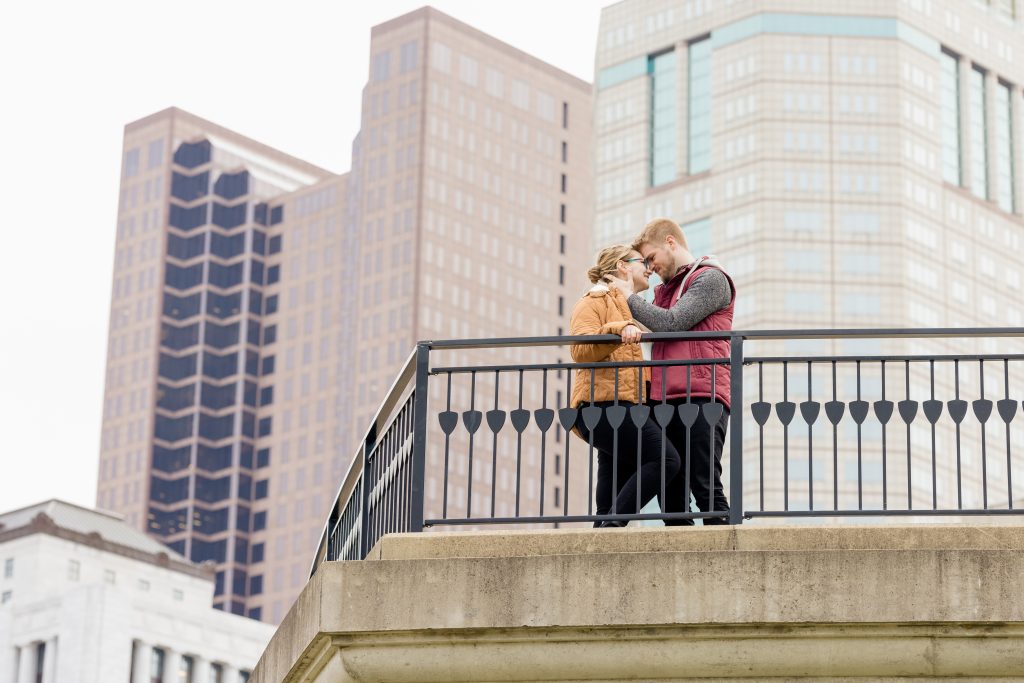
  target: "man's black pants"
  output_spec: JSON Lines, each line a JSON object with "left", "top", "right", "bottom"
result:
{"left": 658, "top": 397, "right": 730, "bottom": 525}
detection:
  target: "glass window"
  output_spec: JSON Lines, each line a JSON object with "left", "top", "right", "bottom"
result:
{"left": 262, "top": 325, "right": 277, "bottom": 345}
{"left": 995, "top": 81, "right": 1014, "bottom": 213}
{"left": 399, "top": 40, "right": 419, "bottom": 74}
{"left": 173, "top": 140, "right": 211, "bottom": 168}
{"left": 171, "top": 171, "right": 209, "bottom": 202}
{"left": 243, "top": 380, "right": 258, "bottom": 408}
{"left": 197, "top": 444, "right": 233, "bottom": 472}
{"left": 201, "top": 350, "right": 238, "bottom": 380}
{"left": 165, "top": 263, "right": 203, "bottom": 290}
{"left": 264, "top": 295, "right": 278, "bottom": 315}
{"left": 209, "top": 262, "right": 244, "bottom": 289}
{"left": 969, "top": 66, "right": 988, "bottom": 200}
{"left": 212, "top": 203, "right": 247, "bottom": 229}
{"left": 200, "top": 382, "right": 235, "bottom": 410}
{"left": 4, "top": 558, "right": 13, "bottom": 578}
{"left": 939, "top": 50, "right": 961, "bottom": 186}
{"left": 199, "top": 413, "right": 235, "bottom": 441}
{"left": 210, "top": 232, "right": 245, "bottom": 259}
{"left": 251, "top": 543, "right": 265, "bottom": 563}
{"left": 204, "top": 321, "right": 239, "bottom": 349}
{"left": 681, "top": 217, "right": 712, "bottom": 257}
{"left": 260, "top": 386, "right": 273, "bottom": 406}
{"left": 150, "top": 476, "right": 190, "bottom": 504}
{"left": 148, "top": 138, "right": 164, "bottom": 169}
{"left": 158, "top": 353, "right": 197, "bottom": 381}
{"left": 235, "top": 506, "right": 251, "bottom": 534}
{"left": 154, "top": 414, "right": 194, "bottom": 443}
{"left": 153, "top": 444, "right": 191, "bottom": 473}
{"left": 191, "top": 538, "right": 227, "bottom": 563}
{"left": 148, "top": 507, "right": 188, "bottom": 536}
{"left": 169, "top": 203, "right": 208, "bottom": 231}
{"left": 371, "top": 50, "right": 391, "bottom": 82}
{"left": 195, "top": 475, "right": 232, "bottom": 503}
{"left": 268, "top": 235, "right": 282, "bottom": 254}
{"left": 688, "top": 38, "right": 712, "bottom": 174}
{"left": 256, "top": 449, "right": 270, "bottom": 468}
{"left": 649, "top": 49, "right": 677, "bottom": 185}
{"left": 249, "top": 575, "right": 263, "bottom": 595}
{"left": 104, "top": 569, "right": 116, "bottom": 584}
{"left": 67, "top": 560, "right": 80, "bottom": 581}
{"left": 163, "top": 293, "right": 201, "bottom": 321}
{"left": 193, "top": 506, "right": 230, "bottom": 534}
{"left": 213, "top": 170, "right": 249, "bottom": 200}
{"left": 210, "top": 664, "right": 224, "bottom": 683}
{"left": 206, "top": 292, "right": 242, "bottom": 319}
{"left": 1, "top": 591, "right": 11, "bottom": 604}
{"left": 161, "top": 322, "right": 200, "bottom": 351}
{"left": 261, "top": 356, "right": 275, "bottom": 376}
{"left": 151, "top": 647, "right": 166, "bottom": 682}
{"left": 270, "top": 206, "right": 283, "bottom": 225}
{"left": 167, "top": 233, "right": 206, "bottom": 260}
{"left": 253, "top": 511, "right": 267, "bottom": 531}
{"left": 156, "top": 383, "right": 196, "bottom": 412}
{"left": 124, "top": 148, "right": 140, "bottom": 178}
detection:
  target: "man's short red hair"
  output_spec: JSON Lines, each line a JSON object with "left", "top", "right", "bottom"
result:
{"left": 632, "top": 217, "right": 688, "bottom": 252}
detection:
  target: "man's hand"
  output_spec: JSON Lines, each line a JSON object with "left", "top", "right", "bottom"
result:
{"left": 605, "top": 273, "right": 634, "bottom": 296}
{"left": 620, "top": 324, "right": 642, "bottom": 344}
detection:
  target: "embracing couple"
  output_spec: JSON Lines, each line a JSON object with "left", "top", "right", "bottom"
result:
{"left": 569, "top": 218, "right": 736, "bottom": 527}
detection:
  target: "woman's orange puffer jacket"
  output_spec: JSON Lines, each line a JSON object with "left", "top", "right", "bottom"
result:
{"left": 569, "top": 284, "right": 646, "bottom": 408}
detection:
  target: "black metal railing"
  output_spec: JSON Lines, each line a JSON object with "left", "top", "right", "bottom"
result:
{"left": 311, "top": 328, "right": 1024, "bottom": 573}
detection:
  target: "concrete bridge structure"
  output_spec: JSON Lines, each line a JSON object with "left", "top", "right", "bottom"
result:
{"left": 252, "top": 524, "right": 1024, "bottom": 682}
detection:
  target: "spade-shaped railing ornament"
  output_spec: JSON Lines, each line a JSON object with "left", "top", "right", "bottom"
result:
{"left": 486, "top": 409, "right": 506, "bottom": 433}
{"left": 751, "top": 401, "right": 771, "bottom": 425}
{"left": 534, "top": 408, "right": 555, "bottom": 432}
{"left": 510, "top": 408, "right": 531, "bottom": 433}
{"left": 824, "top": 400, "right": 845, "bottom": 425}
{"left": 438, "top": 410, "right": 459, "bottom": 435}
{"left": 775, "top": 401, "right": 796, "bottom": 426}
{"left": 679, "top": 402, "right": 700, "bottom": 428}
{"left": 897, "top": 400, "right": 918, "bottom": 425}
{"left": 799, "top": 401, "right": 820, "bottom": 425}
{"left": 922, "top": 400, "right": 943, "bottom": 424}
{"left": 463, "top": 410, "right": 483, "bottom": 434}
{"left": 972, "top": 399, "right": 993, "bottom": 424}
{"left": 997, "top": 399, "right": 1018, "bottom": 424}
{"left": 947, "top": 399, "right": 968, "bottom": 424}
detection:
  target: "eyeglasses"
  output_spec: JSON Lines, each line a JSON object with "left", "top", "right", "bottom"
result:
{"left": 625, "top": 258, "right": 651, "bottom": 269}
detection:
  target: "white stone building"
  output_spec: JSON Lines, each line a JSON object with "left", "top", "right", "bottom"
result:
{"left": 0, "top": 500, "right": 272, "bottom": 682}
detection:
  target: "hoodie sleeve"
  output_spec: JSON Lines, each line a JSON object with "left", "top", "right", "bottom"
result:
{"left": 569, "top": 299, "right": 634, "bottom": 363}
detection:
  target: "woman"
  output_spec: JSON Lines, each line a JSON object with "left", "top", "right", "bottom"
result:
{"left": 570, "top": 245, "right": 681, "bottom": 527}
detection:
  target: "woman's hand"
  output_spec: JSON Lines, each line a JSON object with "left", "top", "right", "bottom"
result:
{"left": 620, "top": 324, "right": 642, "bottom": 344}
{"left": 605, "top": 273, "right": 634, "bottom": 296}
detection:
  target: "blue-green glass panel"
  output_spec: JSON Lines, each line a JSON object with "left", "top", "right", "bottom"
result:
{"left": 649, "top": 50, "right": 677, "bottom": 186}
{"left": 939, "top": 52, "right": 961, "bottom": 186}
{"left": 682, "top": 217, "right": 712, "bottom": 257}
{"left": 688, "top": 39, "right": 712, "bottom": 174}
{"left": 598, "top": 56, "right": 648, "bottom": 90}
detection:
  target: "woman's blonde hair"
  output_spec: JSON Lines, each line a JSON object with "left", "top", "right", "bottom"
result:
{"left": 586, "top": 244, "right": 634, "bottom": 284}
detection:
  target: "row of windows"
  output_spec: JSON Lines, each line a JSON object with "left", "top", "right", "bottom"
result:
{"left": 169, "top": 202, "right": 249, "bottom": 231}
{"left": 163, "top": 292, "right": 274, "bottom": 321}
{"left": 157, "top": 350, "right": 273, "bottom": 382}
{"left": 153, "top": 411, "right": 272, "bottom": 443}
{"left": 164, "top": 261, "right": 277, "bottom": 292}
{"left": 156, "top": 380, "right": 265, "bottom": 412}
{"left": 152, "top": 443, "right": 269, "bottom": 474}
{"left": 149, "top": 473, "right": 253, "bottom": 505}
{"left": 167, "top": 231, "right": 269, "bottom": 261}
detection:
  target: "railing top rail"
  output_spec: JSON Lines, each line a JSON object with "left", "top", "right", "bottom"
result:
{"left": 422, "top": 327, "right": 1024, "bottom": 350}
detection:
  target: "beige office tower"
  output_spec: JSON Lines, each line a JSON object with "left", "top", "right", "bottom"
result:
{"left": 594, "top": 1, "right": 1024, "bottom": 517}
{"left": 98, "top": 8, "right": 592, "bottom": 623}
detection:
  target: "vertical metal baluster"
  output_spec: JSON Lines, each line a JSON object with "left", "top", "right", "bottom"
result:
{"left": 955, "top": 359, "right": 963, "bottom": 509}
{"left": 832, "top": 360, "right": 839, "bottom": 511}
{"left": 564, "top": 368, "right": 572, "bottom": 517}
{"left": 709, "top": 363, "right": 717, "bottom": 516}
{"left": 684, "top": 366, "right": 693, "bottom": 518}
{"left": 856, "top": 361, "right": 863, "bottom": 511}
{"left": 587, "top": 368, "right": 596, "bottom": 516}
{"left": 979, "top": 359, "right": 988, "bottom": 509}
{"left": 881, "top": 360, "right": 888, "bottom": 511}
{"left": 930, "top": 360, "right": 937, "bottom": 510}
{"left": 610, "top": 367, "right": 619, "bottom": 517}
{"left": 466, "top": 370, "right": 477, "bottom": 519}
{"left": 905, "top": 361, "right": 912, "bottom": 510}
{"left": 783, "top": 361, "right": 789, "bottom": 511}
{"left": 442, "top": 372, "right": 452, "bottom": 519}
{"left": 728, "top": 336, "right": 744, "bottom": 525}
{"left": 759, "top": 362, "right": 765, "bottom": 511}
{"left": 636, "top": 365, "right": 644, "bottom": 514}
{"left": 410, "top": 344, "right": 429, "bottom": 534}
{"left": 491, "top": 371, "right": 500, "bottom": 518}
{"left": 539, "top": 369, "right": 548, "bottom": 517}
{"left": 515, "top": 369, "right": 525, "bottom": 518}
{"left": 661, "top": 365, "right": 669, "bottom": 513}
{"left": 1005, "top": 358, "right": 1014, "bottom": 509}
{"left": 806, "top": 361, "right": 813, "bottom": 512}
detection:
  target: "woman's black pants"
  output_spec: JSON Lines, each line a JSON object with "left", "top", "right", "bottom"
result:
{"left": 574, "top": 401, "right": 681, "bottom": 526}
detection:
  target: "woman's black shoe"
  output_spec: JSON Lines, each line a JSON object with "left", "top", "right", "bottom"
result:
{"left": 598, "top": 519, "right": 627, "bottom": 528}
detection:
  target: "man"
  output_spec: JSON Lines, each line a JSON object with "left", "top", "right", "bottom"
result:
{"left": 607, "top": 218, "right": 735, "bottom": 525}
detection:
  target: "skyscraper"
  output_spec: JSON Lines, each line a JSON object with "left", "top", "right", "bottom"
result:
{"left": 593, "top": 0, "right": 1024, "bottom": 514}
{"left": 98, "top": 7, "right": 592, "bottom": 623}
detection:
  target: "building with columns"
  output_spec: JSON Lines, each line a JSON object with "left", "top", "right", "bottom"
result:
{"left": 0, "top": 500, "right": 271, "bottom": 682}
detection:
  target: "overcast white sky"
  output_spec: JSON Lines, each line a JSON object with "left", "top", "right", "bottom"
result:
{"left": 0, "top": 1, "right": 605, "bottom": 513}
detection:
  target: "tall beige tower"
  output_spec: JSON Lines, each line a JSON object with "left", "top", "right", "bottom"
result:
{"left": 594, "top": 0, "right": 1024, "bottom": 517}
{"left": 98, "top": 7, "right": 592, "bottom": 623}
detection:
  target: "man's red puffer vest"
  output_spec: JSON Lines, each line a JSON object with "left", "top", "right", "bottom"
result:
{"left": 649, "top": 258, "right": 736, "bottom": 409}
